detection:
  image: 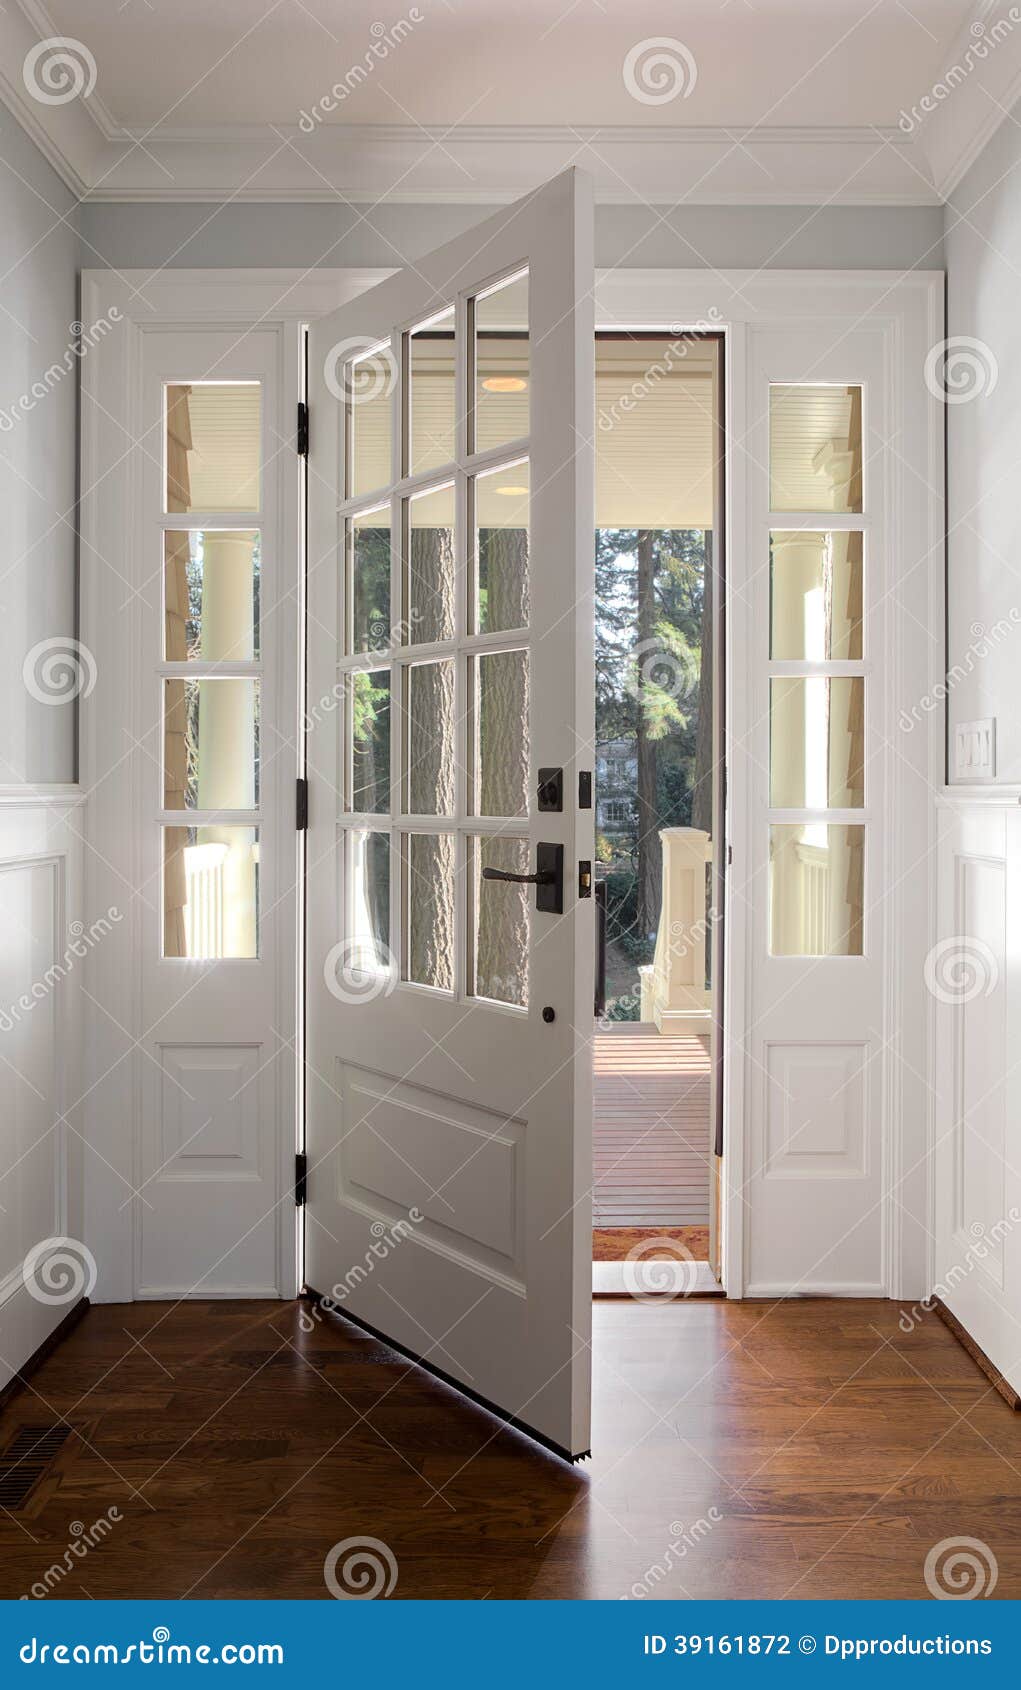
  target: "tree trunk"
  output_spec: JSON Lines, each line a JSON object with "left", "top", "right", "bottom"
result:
{"left": 477, "top": 526, "right": 529, "bottom": 1003}
{"left": 406, "top": 525, "right": 456, "bottom": 988}
{"left": 691, "top": 529, "right": 714, "bottom": 835}
{"left": 635, "top": 528, "right": 660, "bottom": 939}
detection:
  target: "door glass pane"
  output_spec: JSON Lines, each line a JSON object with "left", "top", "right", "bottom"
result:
{"left": 165, "top": 383, "right": 260, "bottom": 513}
{"left": 475, "top": 461, "right": 529, "bottom": 633}
{"left": 164, "top": 530, "right": 259, "bottom": 661}
{"left": 405, "top": 660, "right": 455, "bottom": 816}
{"left": 473, "top": 271, "right": 529, "bottom": 454}
{"left": 163, "top": 824, "right": 258, "bottom": 959}
{"left": 349, "top": 506, "right": 391, "bottom": 654}
{"left": 350, "top": 670, "right": 391, "bottom": 813}
{"left": 348, "top": 828, "right": 392, "bottom": 972}
{"left": 345, "top": 344, "right": 393, "bottom": 497}
{"left": 407, "top": 483, "right": 455, "bottom": 644}
{"left": 164, "top": 677, "right": 259, "bottom": 811}
{"left": 769, "top": 385, "right": 862, "bottom": 513}
{"left": 406, "top": 832, "right": 455, "bottom": 990}
{"left": 770, "top": 531, "right": 863, "bottom": 660}
{"left": 473, "top": 649, "right": 529, "bottom": 818}
{"left": 769, "top": 677, "right": 864, "bottom": 809}
{"left": 408, "top": 307, "right": 456, "bottom": 475}
{"left": 473, "top": 835, "right": 529, "bottom": 1007}
{"left": 769, "top": 824, "right": 864, "bottom": 957}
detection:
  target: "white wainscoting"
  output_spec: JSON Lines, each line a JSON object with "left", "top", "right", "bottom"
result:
{"left": 0, "top": 793, "right": 85, "bottom": 1389}
{"left": 932, "top": 790, "right": 1021, "bottom": 1387}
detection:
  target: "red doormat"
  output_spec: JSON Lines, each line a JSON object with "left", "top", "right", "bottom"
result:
{"left": 592, "top": 1226, "right": 710, "bottom": 1262}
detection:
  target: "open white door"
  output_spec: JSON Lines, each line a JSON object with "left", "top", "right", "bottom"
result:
{"left": 305, "top": 170, "right": 594, "bottom": 1459}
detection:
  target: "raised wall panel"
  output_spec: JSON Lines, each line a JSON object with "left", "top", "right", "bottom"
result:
{"left": 338, "top": 1063, "right": 525, "bottom": 1282}
{"left": 764, "top": 1042, "right": 867, "bottom": 1178}
{"left": 953, "top": 853, "right": 1007, "bottom": 1287}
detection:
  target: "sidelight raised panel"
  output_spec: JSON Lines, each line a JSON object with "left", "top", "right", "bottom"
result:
{"left": 159, "top": 1044, "right": 261, "bottom": 1179}
{"left": 764, "top": 1042, "right": 867, "bottom": 1178}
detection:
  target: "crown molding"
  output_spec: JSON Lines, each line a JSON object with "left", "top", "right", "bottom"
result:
{"left": 2, "top": 0, "right": 1016, "bottom": 207}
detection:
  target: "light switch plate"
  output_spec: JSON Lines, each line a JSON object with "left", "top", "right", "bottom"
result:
{"left": 954, "top": 718, "right": 996, "bottom": 781}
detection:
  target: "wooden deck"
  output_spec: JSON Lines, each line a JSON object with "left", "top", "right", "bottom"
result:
{"left": 593, "top": 1028, "right": 711, "bottom": 1227}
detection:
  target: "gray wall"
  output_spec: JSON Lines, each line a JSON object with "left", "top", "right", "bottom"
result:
{"left": 0, "top": 116, "right": 80, "bottom": 784}
{"left": 79, "top": 200, "right": 945, "bottom": 274}
{"left": 944, "top": 103, "right": 1021, "bottom": 784}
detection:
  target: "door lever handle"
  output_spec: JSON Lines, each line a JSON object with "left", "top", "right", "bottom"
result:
{"left": 482, "top": 867, "right": 553, "bottom": 886}
{"left": 481, "top": 841, "right": 563, "bottom": 915}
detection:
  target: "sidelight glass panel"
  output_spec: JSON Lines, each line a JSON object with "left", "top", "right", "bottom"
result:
{"left": 407, "top": 483, "right": 455, "bottom": 645}
{"left": 472, "top": 649, "right": 529, "bottom": 818}
{"left": 473, "top": 270, "right": 529, "bottom": 454}
{"left": 769, "top": 385, "right": 862, "bottom": 513}
{"left": 347, "top": 828, "right": 392, "bottom": 971}
{"left": 769, "top": 823, "right": 864, "bottom": 957}
{"left": 405, "top": 659, "right": 455, "bottom": 816}
{"left": 348, "top": 505, "right": 391, "bottom": 654}
{"left": 769, "top": 677, "right": 864, "bottom": 810}
{"left": 406, "top": 832, "right": 455, "bottom": 990}
{"left": 164, "top": 530, "right": 259, "bottom": 662}
{"left": 472, "top": 835, "right": 529, "bottom": 1008}
{"left": 475, "top": 461, "right": 530, "bottom": 633}
{"left": 165, "top": 382, "right": 260, "bottom": 513}
{"left": 350, "top": 670, "right": 391, "bottom": 813}
{"left": 770, "top": 530, "right": 863, "bottom": 661}
{"left": 163, "top": 677, "right": 259, "bottom": 811}
{"left": 162, "top": 824, "right": 259, "bottom": 959}
{"left": 346, "top": 344, "right": 394, "bottom": 497}
{"left": 408, "top": 307, "right": 456, "bottom": 475}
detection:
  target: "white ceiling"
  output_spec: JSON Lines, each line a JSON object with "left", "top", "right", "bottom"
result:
{"left": 1, "top": 0, "right": 1019, "bottom": 202}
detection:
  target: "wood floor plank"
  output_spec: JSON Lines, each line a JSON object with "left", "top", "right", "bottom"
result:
{"left": 593, "top": 1031, "right": 711, "bottom": 1229}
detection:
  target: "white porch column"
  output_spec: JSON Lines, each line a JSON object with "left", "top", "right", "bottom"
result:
{"left": 196, "top": 530, "right": 257, "bottom": 957}
{"left": 639, "top": 826, "right": 713, "bottom": 1035}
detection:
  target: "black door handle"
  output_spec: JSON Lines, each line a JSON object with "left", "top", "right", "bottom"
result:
{"left": 481, "top": 841, "right": 563, "bottom": 914}
{"left": 482, "top": 867, "right": 554, "bottom": 886}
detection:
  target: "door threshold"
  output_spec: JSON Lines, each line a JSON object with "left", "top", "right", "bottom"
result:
{"left": 592, "top": 1259, "right": 723, "bottom": 1298}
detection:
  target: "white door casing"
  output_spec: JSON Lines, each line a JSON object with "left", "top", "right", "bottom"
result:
{"left": 304, "top": 170, "right": 595, "bottom": 1459}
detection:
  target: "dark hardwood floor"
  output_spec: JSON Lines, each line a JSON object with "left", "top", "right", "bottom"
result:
{"left": 1, "top": 1295, "right": 1019, "bottom": 1600}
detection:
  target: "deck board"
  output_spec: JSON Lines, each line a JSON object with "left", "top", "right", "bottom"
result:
{"left": 593, "top": 1029, "right": 711, "bottom": 1227}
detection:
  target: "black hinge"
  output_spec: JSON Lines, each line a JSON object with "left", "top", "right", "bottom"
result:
{"left": 296, "top": 400, "right": 309, "bottom": 457}
{"left": 296, "top": 776, "right": 308, "bottom": 830}
{"left": 295, "top": 1152, "right": 307, "bottom": 1207}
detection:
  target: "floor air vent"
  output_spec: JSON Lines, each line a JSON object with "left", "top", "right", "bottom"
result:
{"left": 0, "top": 1425, "right": 72, "bottom": 1509}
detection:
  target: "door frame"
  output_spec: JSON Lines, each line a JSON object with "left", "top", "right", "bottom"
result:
{"left": 81, "top": 265, "right": 944, "bottom": 1304}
